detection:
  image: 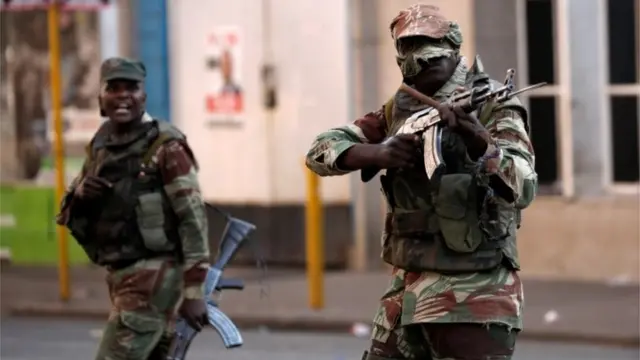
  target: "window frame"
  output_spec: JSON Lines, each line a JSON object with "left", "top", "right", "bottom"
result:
{"left": 516, "top": 0, "right": 573, "bottom": 196}
{"left": 605, "top": 0, "right": 639, "bottom": 193}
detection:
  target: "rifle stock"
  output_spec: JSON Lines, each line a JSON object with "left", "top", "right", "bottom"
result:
{"left": 214, "top": 217, "right": 256, "bottom": 269}
{"left": 167, "top": 212, "right": 257, "bottom": 360}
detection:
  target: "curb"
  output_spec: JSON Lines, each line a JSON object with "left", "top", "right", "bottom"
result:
{"left": 9, "top": 306, "right": 640, "bottom": 349}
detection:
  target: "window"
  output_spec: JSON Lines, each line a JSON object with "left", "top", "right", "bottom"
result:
{"left": 529, "top": 97, "right": 558, "bottom": 184}
{"left": 517, "top": 0, "right": 562, "bottom": 193}
{"left": 607, "top": 0, "right": 638, "bottom": 85}
{"left": 610, "top": 96, "right": 639, "bottom": 182}
{"left": 526, "top": 0, "right": 555, "bottom": 85}
{"left": 607, "top": 0, "right": 639, "bottom": 184}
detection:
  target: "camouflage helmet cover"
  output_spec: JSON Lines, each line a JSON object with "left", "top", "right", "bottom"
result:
{"left": 390, "top": 4, "right": 462, "bottom": 49}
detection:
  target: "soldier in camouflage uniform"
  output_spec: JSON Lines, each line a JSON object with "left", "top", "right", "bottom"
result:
{"left": 305, "top": 5, "right": 537, "bottom": 360}
{"left": 56, "top": 57, "right": 210, "bottom": 360}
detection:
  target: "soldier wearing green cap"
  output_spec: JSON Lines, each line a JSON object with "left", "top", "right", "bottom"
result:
{"left": 305, "top": 4, "right": 538, "bottom": 360}
{"left": 56, "top": 57, "right": 211, "bottom": 360}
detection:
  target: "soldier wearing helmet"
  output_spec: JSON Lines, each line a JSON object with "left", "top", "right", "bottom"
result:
{"left": 305, "top": 4, "right": 538, "bottom": 360}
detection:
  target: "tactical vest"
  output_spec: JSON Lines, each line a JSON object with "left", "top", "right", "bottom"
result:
{"left": 379, "top": 70, "right": 526, "bottom": 273}
{"left": 67, "top": 119, "right": 191, "bottom": 267}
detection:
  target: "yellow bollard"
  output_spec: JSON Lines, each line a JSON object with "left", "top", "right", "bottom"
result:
{"left": 304, "top": 163, "right": 324, "bottom": 310}
{"left": 48, "top": 1, "right": 70, "bottom": 301}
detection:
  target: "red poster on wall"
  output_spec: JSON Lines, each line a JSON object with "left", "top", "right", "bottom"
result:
{"left": 203, "top": 26, "right": 244, "bottom": 127}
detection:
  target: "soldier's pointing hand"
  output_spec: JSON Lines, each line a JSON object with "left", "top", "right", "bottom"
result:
{"left": 75, "top": 175, "right": 113, "bottom": 199}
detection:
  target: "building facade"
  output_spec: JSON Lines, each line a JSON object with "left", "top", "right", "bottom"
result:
{"left": 118, "top": 0, "right": 639, "bottom": 281}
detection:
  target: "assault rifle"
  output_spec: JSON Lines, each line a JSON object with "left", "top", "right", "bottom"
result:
{"left": 361, "top": 68, "right": 546, "bottom": 183}
{"left": 167, "top": 207, "right": 257, "bottom": 360}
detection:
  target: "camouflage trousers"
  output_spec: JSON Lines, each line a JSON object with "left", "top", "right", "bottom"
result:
{"left": 94, "top": 258, "right": 183, "bottom": 360}
{"left": 364, "top": 266, "right": 523, "bottom": 359}
{"left": 365, "top": 322, "right": 518, "bottom": 360}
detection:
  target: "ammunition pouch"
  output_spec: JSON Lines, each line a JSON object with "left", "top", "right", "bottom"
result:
{"left": 136, "top": 192, "right": 179, "bottom": 253}
{"left": 433, "top": 173, "right": 485, "bottom": 253}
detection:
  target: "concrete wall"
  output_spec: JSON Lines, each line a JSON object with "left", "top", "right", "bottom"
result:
{"left": 473, "top": 0, "right": 518, "bottom": 79}
{"left": 167, "top": 0, "right": 353, "bottom": 266}
{"left": 518, "top": 197, "right": 640, "bottom": 282}
{"left": 167, "top": 0, "right": 351, "bottom": 205}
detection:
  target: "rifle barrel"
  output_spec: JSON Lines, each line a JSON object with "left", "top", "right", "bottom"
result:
{"left": 508, "top": 82, "right": 547, "bottom": 97}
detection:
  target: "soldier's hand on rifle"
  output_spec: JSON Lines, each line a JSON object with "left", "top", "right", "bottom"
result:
{"left": 373, "top": 134, "right": 421, "bottom": 169}
{"left": 444, "top": 106, "right": 493, "bottom": 160}
{"left": 180, "top": 298, "right": 209, "bottom": 331}
{"left": 75, "top": 176, "right": 113, "bottom": 199}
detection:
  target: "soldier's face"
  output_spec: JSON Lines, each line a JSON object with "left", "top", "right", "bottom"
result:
{"left": 99, "top": 79, "right": 146, "bottom": 124}
{"left": 409, "top": 56, "right": 458, "bottom": 93}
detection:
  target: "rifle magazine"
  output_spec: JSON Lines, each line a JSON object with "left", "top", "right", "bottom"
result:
{"left": 207, "top": 302, "right": 243, "bottom": 348}
{"left": 423, "top": 125, "right": 444, "bottom": 179}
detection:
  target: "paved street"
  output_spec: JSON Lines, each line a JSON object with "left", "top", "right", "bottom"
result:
{"left": 4, "top": 266, "right": 639, "bottom": 347}
{"left": 1, "top": 318, "right": 638, "bottom": 360}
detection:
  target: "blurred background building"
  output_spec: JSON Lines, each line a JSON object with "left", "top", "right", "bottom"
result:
{"left": 0, "top": 0, "right": 638, "bottom": 283}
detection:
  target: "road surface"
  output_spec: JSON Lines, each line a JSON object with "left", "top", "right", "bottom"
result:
{"left": 1, "top": 318, "right": 638, "bottom": 360}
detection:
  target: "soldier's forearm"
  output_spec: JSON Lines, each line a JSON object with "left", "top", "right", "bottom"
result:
{"left": 178, "top": 218, "right": 210, "bottom": 299}
{"left": 164, "top": 180, "right": 211, "bottom": 297}
{"left": 182, "top": 259, "right": 209, "bottom": 299}
{"left": 176, "top": 213, "right": 211, "bottom": 297}
{"left": 481, "top": 108, "right": 537, "bottom": 206}
{"left": 305, "top": 140, "right": 356, "bottom": 176}
{"left": 476, "top": 144, "right": 537, "bottom": 206}
{"left": 335, "top": 143, "right": 382, "bottom": 171}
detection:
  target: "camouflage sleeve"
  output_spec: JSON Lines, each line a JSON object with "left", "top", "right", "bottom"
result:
{"left": 157, "top": 140, "right": 210, "bottom": 299}
{"left": 55, "top": 162, "right": 88, "bottom": 226}
{"left": 480, "top": 108, "right": 538, "bottom": 208}
{"left": 305, "top": 105, "right": 388, "bottom": 176}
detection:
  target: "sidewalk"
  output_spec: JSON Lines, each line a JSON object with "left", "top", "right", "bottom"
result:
{"left": 1, "top": 265, "right": 638, "bottom": 347}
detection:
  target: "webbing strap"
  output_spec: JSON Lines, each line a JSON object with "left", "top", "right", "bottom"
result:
{"left": 383, "top": 96, "right": 395, "bottom": 128}
{"left": 142, "top": 132, "right": 172, "bottom": 165}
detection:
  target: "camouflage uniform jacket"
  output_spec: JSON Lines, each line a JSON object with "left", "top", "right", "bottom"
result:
{"left": 57, "top": 114, "right": 210, "bottom": 299}
{"left": 305, "top": 59, "right": 537, "bottom": 330}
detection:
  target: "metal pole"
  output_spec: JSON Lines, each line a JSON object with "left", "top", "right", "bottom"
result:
{"left": 47, "top": 1, "right": 70, "bottom": 301}
{"left": 304, "top": 163, "right": 324, "bottom": 310}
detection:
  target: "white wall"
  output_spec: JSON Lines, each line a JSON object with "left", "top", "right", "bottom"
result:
{"left": 268, "top": 0, "right": 352, "bottom": 204}
{"left": 168, "top": 0, "right": 351, "bottom": 205}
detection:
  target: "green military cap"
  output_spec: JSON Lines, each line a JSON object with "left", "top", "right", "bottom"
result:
{"left": 100, "top": 57, "right": 146, "bottom": 83}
